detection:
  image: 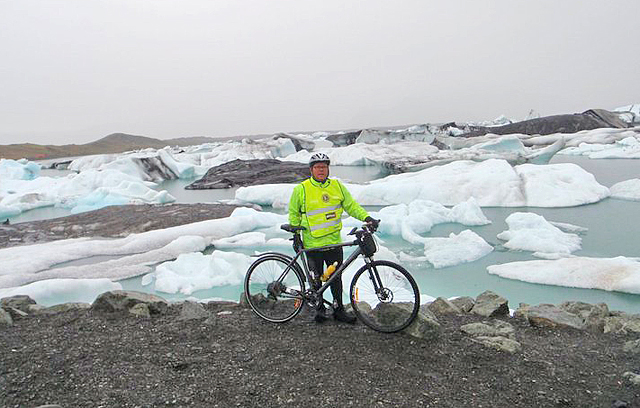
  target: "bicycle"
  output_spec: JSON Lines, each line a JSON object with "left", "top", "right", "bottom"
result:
{"left": 243, "top": 222, "right": 420, "bottom": 333}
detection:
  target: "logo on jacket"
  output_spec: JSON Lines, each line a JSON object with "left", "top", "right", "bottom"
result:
{"left": 322, "top": 193, "right": 330, "bottom": 203}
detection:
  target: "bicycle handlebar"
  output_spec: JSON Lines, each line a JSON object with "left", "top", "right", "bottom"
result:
{"left": 281, "top": 219, "right": 380, "bottom": 235}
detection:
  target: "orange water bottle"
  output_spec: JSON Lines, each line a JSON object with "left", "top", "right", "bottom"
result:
{"left": 320, "top": 262, "right": 338, "bottom": 282}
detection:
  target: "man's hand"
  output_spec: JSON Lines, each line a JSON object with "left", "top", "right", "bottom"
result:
{"left": 364, "top": 216, "right": 380, "bottom": 228}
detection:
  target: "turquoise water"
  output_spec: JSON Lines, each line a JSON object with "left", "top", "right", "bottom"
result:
{"left": 8, "top": 160, "right": 640, "bottom": 313}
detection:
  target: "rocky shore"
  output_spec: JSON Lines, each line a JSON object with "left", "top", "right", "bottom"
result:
{"left": 2, "top": 290, "right": 640, "bottom": 408}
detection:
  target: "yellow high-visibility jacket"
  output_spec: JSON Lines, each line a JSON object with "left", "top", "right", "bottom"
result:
{"left": 288, "top": 177, "right": 369, "bottom": 249}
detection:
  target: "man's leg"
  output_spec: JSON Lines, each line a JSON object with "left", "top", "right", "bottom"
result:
{"left": 306, "top": 250, "right": 328, "bottom": 322}
{"left": 323, "top": 248, "right": 356, "bottom": 324}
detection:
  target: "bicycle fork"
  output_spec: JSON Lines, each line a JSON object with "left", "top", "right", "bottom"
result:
{"left": 364, "top": 258, "right": 391, "bottom": 303}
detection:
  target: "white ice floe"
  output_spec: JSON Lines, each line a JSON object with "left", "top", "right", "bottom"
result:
{"left": 610, "top": 179, "right": 640, "bottom": 201}
{"left": 145, "top": 250, "right": 252, "bottom": 295}
{"left": 527, "top": 127, "right": 640, "bottom": 149}
{"left": 487, "top": 256, "right": 640, "bottom": 294}
{"left": 282, "top": 142, "right": 439, "bottom": 166}
{"left": 398, "top": 230, "right": 493, "bottom": 269}
{"left": 0, "top": 207, "right": 287, "bottom": 289}
{"left": 184, "top": 137, "right": 297, "bottom": 169}
{"left": 369, "top": 198, "right": 491, "bottom": 243}
{"left": 236, "top": 159, "right": 610, "bottom": 208}
{"left": 497, "top": 212, "right": 582, "bottom": 258}
{"left": 0, "top": 159, "right": 41, "bottom": 180}
{"left": 284, "top": 136, "right": 562, "bottom": 171}
{"left": 70, "top": 148, "right": 197, "bottom": 181}
{"left": 559, "top": 135, "right": 640, "bottom": 159}
{"left": 0, "top": 278, "right": 122, "bottom": 306}
{"left": 614, "top": 104, "right": 640, "bottom": 125}
{"left": 210, "top": 231, "right": 290, "bottom": 249}
{"left": 0, "top": 168, "right": 176, "bottom": 218}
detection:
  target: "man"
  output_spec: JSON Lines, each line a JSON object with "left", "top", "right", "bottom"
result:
{"left": 288, "top": 152, "right": 378, "bottom": 323}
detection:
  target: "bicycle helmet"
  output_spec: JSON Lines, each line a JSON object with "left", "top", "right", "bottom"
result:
{"left": 309, "top": 152, "right": 330, "bottom": 167}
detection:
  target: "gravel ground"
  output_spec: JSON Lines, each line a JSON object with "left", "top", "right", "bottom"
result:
{"left": 1, "top": 204, "right": 639, "bottom": 407}
{"left": 1, "top": 302, "right": 639, "bottom": 408}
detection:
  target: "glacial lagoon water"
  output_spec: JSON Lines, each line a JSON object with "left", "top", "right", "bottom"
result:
{"left": 10, "top": 157, "right": 640, "bottom": 313}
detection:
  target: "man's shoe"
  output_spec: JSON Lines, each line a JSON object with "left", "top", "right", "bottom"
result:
{"left": 333, "top": 308, "right": 357, "bottom": 324}
{"left": 314, "top": 304, "right": 328, "bottom": 323}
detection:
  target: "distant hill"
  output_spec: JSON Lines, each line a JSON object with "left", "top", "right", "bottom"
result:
{"left": 0, "top": 133, "right": 235, "bottom": 160}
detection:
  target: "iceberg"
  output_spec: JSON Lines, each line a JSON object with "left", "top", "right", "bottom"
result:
{"left": 613, "top": 104, "right": 640, "bottom": 125}
{"left": 399, "top": 230, "right": 493, "bottom": 268}
{"left": 0, "top": 207, "right": 286, "bottom": 288}
{"left": 70, "top": 148, "right": 195, "bottom": 181}
{"left": 145, "top": 250, "right": 252, "bottom": 295}
{"left": 487, "top": 256, "right": 640, "bottom": 294}
{"left": 0, "top": 158, "right": 41, "bottom": 180}
{"left": 0, "top": 278, "right": 122, "bottom": 306}
{"left": 237, "top": 159, "right": 609, "bottom": 208}
{"left": 0, "top": 168, "right": 176, "bottom": 218}
{"left": 370, "top": 198, "right": 490, "bottom": 243}
{"left": 610, "top": 179, "right": 640, "bottom": 201}
{"left": 558, "top": 135, "right": 640, "bottom": 159}
{"left": 497, "top": 212, "right": 582, "bottom": 257}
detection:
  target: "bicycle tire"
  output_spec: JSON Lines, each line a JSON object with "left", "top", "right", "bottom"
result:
{"left": 349, "top": 260, "right": 420, "bottom": 333}
{"left": 244, "top": 255, "right": 306, "bottom": 323}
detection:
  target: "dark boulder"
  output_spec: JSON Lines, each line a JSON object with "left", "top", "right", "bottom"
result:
{"left": 186, "top": 159, "right": 310, "bottom": 189}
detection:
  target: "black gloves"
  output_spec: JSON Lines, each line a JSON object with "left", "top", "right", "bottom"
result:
{"left": 364, "top": 216, "right": 380, "bottom": 228}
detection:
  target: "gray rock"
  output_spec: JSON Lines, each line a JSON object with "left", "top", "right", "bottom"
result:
{"left": 178, "top": 301, "right": 211, "bottom": 321}
{"left": 5, "top": 307, "right": 28, "bottom": 320}
{"left": 460, "top": 319, "right": 516, "bottom": 339}
{"left": 449, "top": 296, "right": 475, "bottom": 313}
{"left": 557, "top": 301, "right": 610, "bottom": 332}
{"left": 472, "top": 336, "right": 522, "bottom": 354}
{"left": 623, "top": 339, "right": 640, "bottom": 354}
{"left": 0, "top": 307, "right": 13, "bottom": 326}
{"left": 186, "top": 159, "right": 310, "bottom": 189}
{"left": 1, "top": 295, "right": 36, "bottom": 312}
{"left": 526, "top": 304, "right": 584, "bottom": 330}
{"left": 425, "top": 297, "right": 461, "bottom": 315}
{"left": 91, "top": 290, "right": 169, "bottom": 315}
{"left": 623, "top": 371, "right": 640, "bottom": 385}
{"left": 402, "top": 309, "right": 441, "bottom": 340}
{"left": 471, "top": 291, "right": 509, "bottom": 317}
{"left": 513, "top": 303, "right": 531, "bottom": 320}
{"left": 129, "top": 303, "right": 151, "bottom": 318}
{"left": 40, "top": 302, "right": 91, "bottom": 314}
{"left": 604, "top": 313, "right": 640, "bottom": 334}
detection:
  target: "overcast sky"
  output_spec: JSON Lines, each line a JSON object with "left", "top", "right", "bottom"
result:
{"left": 1, "top": 0, "right": 639, "bottom": 145}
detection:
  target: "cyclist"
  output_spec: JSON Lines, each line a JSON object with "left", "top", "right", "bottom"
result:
{"left": 288, "top": 152, "right": 378, "bottom": 324}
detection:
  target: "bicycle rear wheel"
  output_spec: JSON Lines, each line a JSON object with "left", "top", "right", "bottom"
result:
{"left": 350, "top": 260, "right": 420, "bottom": 333}
{"left": 244, "top": 255, "right": 305, "bottom": 323}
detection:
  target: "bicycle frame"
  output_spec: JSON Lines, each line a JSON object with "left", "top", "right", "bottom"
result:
{"left": 264, "top": 229, "right": 382, "bottom": 302}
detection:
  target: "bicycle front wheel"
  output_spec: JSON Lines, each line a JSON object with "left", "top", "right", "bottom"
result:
{"left": 350, "top": 260, "right": 420, "bottom": 333}
{"left": 244, "top": 255, "right": 305, "bottom": 323}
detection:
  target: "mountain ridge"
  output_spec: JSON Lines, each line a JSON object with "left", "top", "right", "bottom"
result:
{"left": 0, "top": 133, "right": 247, "bottom": 160}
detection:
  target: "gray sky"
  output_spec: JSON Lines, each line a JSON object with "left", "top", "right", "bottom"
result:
{"left": 1, "top": 0, "right": 639, "bottom": 145}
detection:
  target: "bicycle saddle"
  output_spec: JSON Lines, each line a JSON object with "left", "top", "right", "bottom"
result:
{"left": 280, "top": 224, "right": 306, "bottom": 233}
